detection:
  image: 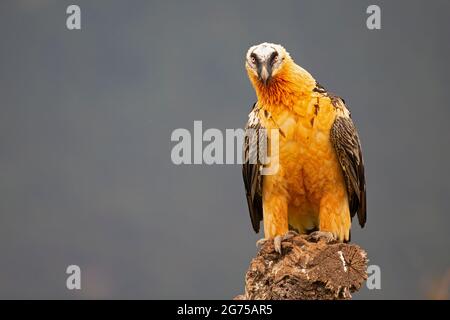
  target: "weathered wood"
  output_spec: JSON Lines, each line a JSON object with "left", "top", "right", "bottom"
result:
{"left": 236, "top": 234, "right": 368, "bottom": 300}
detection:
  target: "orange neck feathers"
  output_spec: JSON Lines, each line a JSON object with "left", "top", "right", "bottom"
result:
{"left": 248, "top": 59, "right": 316, "bottom": 111}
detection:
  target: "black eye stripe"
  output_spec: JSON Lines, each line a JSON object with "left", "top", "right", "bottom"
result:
{"left": 269, "top": 51, "right": 279, "bottom": 65}
{"left": 249, "top": 50, "right": 278, "bottom": 67}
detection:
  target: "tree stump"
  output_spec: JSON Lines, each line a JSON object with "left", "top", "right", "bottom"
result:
{"left": 235, "top": 234, "right": 368, "bottom": 300}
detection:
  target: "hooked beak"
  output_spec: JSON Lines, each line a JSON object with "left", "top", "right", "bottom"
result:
{"left": 258, "top": 63, "right": 272, "bottom": 85}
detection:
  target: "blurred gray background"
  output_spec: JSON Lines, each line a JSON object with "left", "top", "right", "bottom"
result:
{"left": 0, "top": 0, "right": 449, "bottom": 299}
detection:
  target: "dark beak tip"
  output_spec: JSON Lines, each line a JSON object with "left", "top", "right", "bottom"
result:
{"left": 261, "top": 77, "right": 271, "bottom": 86}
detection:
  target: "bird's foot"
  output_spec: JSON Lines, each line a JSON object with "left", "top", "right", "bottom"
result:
{"left": 256, "top": 237, "right": 269, "bottom": 248}
{"left": 307, "top": 231, "right": 336, "bottom": 243}
{"left": 273, "top": 235, "right": 283, "bottom": 254}
{"left": 256, "top": 236, "right": 281, "bottom": 253}
{"left": 257, "top": 230, "right": 299, "bottom": 254}
{"left": 283, "top": 230, "right": 299, "bottom": 240}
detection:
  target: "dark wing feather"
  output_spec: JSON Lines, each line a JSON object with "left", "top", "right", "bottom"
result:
{"left": 330, "top": 115, "right": 367, "bottom": 227}
{"left": 242, "top": 103, "right": 264, "bottom": 233}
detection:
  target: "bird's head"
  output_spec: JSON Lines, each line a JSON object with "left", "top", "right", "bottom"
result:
{"left": 245, "top": 43, "right": 315, "bottom": 106}
{"left": 245, "top": 42, "right": 291, "bottom": 86}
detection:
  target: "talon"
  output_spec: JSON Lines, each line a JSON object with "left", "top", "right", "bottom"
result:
{"left": 283, "top": 230, "right": 299, "bottom": 240}
{"left": 256, "top": 238, "right": 268, "bottom": 248}
{"left": 273, "top": 235, "right": 282, "bottom": 254}
{"left": 307, "top": 231, "right": 336, "bottom": 243}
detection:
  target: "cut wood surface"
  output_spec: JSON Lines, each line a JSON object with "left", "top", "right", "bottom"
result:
{"left": 235, "top": 234, "right": 368, "bottom": 300}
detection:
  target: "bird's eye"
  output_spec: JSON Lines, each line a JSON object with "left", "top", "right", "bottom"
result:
{"left": 251, "top": 56, "right": 256, "bottom": 64}
{"left": 273, "top": 55, "right": 278, "bottom": 63}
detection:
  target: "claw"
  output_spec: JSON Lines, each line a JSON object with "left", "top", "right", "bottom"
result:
{"left": 273, "top": 235, "right": 282, "bottom": 254}
{"left": 283, "top": 230, "right": 299, "bottom": 240}
{"left": 307, "top": 231, "right": 336, "bottom": 243}
{"left": 257, "top": 231, "right": 298, "bottom": 254}
{"left": 256, "top": 238, "right": 268, "bottom": 248}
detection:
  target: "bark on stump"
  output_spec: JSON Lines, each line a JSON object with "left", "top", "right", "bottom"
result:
{"left": 235, "top": 234, "right": 368, "bottom": 300}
